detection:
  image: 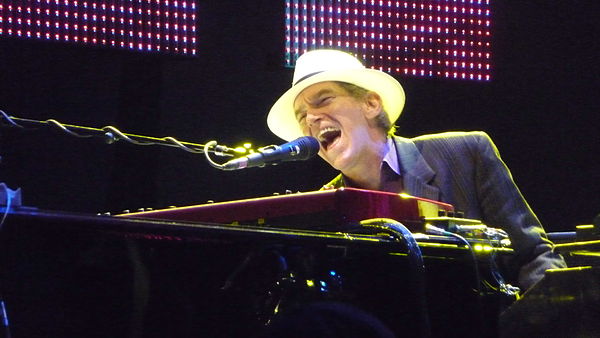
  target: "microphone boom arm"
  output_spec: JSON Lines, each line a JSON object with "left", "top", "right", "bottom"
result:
{"left": 0, "top": 111, "right": 239, "bottom": 156}
{"left": 1, "top": 110, "right": 319, "bottom": 172}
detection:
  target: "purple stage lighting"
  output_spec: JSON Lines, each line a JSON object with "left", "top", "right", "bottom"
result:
{"left": 285, "top": 0, "right": 492, "bottom": 81}
{"left": 0, "top": 0, "right": 197, "bottom": 55}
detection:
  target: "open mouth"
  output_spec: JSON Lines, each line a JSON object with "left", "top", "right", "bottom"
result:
{"left": 317, "top": 127, "right": 341, "bottom": 151}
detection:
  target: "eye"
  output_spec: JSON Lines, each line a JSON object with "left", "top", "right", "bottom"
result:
{"left": 319, "top": 96, "right": 333, "bottom": 106}
{"left": 296, "top": 111, "right": 307, "bottom": 124}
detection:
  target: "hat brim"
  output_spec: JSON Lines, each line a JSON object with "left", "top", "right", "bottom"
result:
{"left": 267, "top": 68, "right": 405, "bottom": 141}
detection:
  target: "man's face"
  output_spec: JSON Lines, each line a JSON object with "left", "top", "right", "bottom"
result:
{"left": 293, "top": 81, "right": 384, "bottom": 174}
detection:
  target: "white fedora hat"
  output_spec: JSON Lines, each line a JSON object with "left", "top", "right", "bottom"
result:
{"left": 267, "top": 49, "right": 405, "bottom": 141}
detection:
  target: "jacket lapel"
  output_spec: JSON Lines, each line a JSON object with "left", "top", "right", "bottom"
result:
{"left": 393, "top": 136, "right": 440, "bottom": 201}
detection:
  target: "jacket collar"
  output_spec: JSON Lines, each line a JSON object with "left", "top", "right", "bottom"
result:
{"left": 392, "top": 136, "right": 440, "bottom": 201}
{"left": 322, "top": 136, "right": 439, "bottom": 201}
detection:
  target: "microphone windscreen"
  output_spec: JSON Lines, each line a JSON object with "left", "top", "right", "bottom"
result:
{"left": 295, "top": 136, "right": 320, "bottom": 160}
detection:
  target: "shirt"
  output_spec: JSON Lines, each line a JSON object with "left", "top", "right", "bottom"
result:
{"left": 380, "top": 137, "right": 403, "bottom": 193}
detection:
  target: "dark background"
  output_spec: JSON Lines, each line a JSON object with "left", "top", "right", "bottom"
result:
{"left": 0, "top": 1, "right": 598, "bottom": 231}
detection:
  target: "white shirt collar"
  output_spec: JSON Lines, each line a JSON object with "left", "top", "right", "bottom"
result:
{"left": 382, "top": 136, "right": 402, "bottom": 176}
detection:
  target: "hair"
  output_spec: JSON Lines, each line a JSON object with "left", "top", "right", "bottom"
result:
{"left": 335, "top": 81, "right": 397, "bottom": 136}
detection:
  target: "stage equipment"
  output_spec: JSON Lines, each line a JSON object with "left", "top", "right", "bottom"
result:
{"left": 500, "top": 216, "right": 600, "bottom": 337}
{"left": 499, "top": 266, "right": 600, "bottom": 338}
{"left": 0, "top": 112, "right": 237, "bottom": 156}
{"left": 1, "top": 192, "right": 514, "bottom": 337}
{"left": 219, "top": 136, "right": 319, "bottom": 170}
{"left": 121, "top": 187, "right": 454, "bottom": 232}
{"left": 0, "top": 0, "right": 197, "bottom": 55}
{"left": 285, "top": 0, "right": 493, "bottom": 81}
{"left": 0, "top": 112, "right": 320, "bottom": 171}
{"left": 0, "top": 184, "right": 21, "bottom": 210}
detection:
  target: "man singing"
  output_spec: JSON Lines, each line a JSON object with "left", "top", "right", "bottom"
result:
{"left": 266, "top": 49, "right": 565, "bottom": 290}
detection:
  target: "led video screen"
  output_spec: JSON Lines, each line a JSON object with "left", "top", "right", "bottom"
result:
{"left": 285, "top": 0, "right": 492, "bottom": 81}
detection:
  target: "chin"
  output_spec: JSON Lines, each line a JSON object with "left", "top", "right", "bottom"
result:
{"left": 329, "top": 154, "right": 354, "bottom": 172}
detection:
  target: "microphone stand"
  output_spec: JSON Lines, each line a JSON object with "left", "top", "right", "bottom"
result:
{"left": 0, "top": 184, "right": 13, "bottom": 338}
{"left": 0, "top": 111, "right": 240, "bottom": 157}
{"left": 0, "top": 298, "right": 9, "bottom": 338}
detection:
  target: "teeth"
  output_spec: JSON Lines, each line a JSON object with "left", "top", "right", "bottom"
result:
{"left": 317, "top": 127, "right": 340, "bottom": 141}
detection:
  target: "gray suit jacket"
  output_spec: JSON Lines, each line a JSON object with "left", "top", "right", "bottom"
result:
{"left": 323, "top": 131, "right": 566, "bottom": 290}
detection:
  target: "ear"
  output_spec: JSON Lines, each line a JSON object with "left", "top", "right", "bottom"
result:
{"left": 362, "top": 91, "right": 383, "bottom": 119}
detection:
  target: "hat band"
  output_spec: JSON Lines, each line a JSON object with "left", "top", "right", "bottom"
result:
{"left": 293, "top": 71, "right": 324, "bottom": 86}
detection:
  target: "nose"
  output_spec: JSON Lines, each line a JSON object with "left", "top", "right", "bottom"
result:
{"left": 305, "top": 110, "right": 321, "bottom": 127}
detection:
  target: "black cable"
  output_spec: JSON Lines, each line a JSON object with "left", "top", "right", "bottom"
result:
{"left": 448, "top": 233, "right": 483, "bottom": 295}
{"left": 0, "top": 110, "right": 22, "bottom": 129}
{"left": 484, "top": 235, "right": 520, "bottom": 298}
{"left": 0, "top": 183, "right": 13, "bottom": 338}
{"left": 360, "top": 218, "right": 431, "bottom": 338}
{"left": 425, "top": 224, "right": 482, "bottom": 296}
{"left": 46, "top": 119, "right": 94, "bottom": 138}
{"left": 0, "top": 184, "right": 12, "bottom": 232}
{"left": 0, "top": 112, "right": 241, "bottom": 156}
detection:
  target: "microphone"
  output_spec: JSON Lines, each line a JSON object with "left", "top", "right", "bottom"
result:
{"left": 221, "top": 136, "right": 320, "bottom": 170}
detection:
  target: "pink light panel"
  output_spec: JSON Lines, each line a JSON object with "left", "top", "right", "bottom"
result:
{"left": 0, "top": 0, "right": 197, "bottom": 55}
{"left": 285, "top": 0, "right": 492, "bottom": 81}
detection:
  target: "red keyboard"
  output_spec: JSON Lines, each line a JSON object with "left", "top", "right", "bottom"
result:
{"left": 121, "top": 188, "right": 453, "bottom": 231}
